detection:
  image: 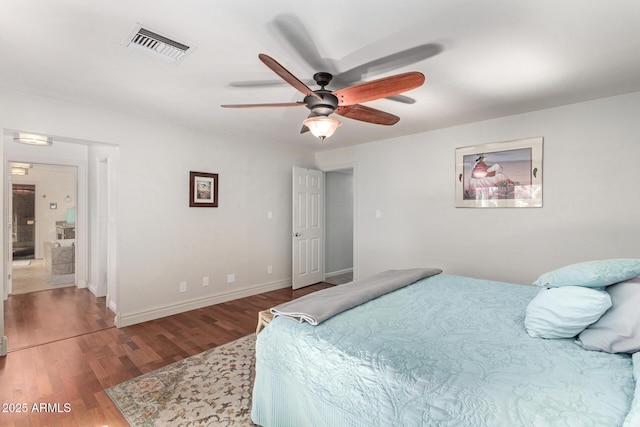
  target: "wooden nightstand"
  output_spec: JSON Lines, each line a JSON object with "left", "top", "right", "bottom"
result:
{"left": 256, "top": 310, "right": 274, "bottom": 334}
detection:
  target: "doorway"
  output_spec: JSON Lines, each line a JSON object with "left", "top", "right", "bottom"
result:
{"left": 11, "top": 182, "right": 52, "bottom": 295}
{"left": 12, "top": 184, "right": 36, "bottom": 261}
{"left": 10, "top": 164, "right": 77, "bottom": 295}
{"left": 3, "top": 160, "right": 114, "bottom": 352}
{"left": 2, "top": 133, "right": 120, "bottom": 356}
{"left": 291, "top": 165, "right": 357, "bottom": 288}
{"left": 324, "top": 169, "right": 354, "bottom": 285}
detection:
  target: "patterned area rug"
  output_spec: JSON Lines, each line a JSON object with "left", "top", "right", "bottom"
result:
{"left": 106, "top": 334, "right": 258, "bottom": 426}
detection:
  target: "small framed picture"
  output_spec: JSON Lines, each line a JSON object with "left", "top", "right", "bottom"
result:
{"left": 455, "top": 137, "right": 543, "bottom": 208}
{"left": 50, "top": 202, "right": 57, "bottom": 209}
{"left": 189, "top": 171, "right": 218, "bottom": 207}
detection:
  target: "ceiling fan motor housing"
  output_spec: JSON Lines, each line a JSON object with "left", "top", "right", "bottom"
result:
{"left": 313, "top": 72, "right": 333, "bottom": 87}
{"left": 304, "top": 90, "right": 338, "bottom": 116}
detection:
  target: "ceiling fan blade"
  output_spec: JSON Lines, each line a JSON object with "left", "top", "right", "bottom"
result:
{"left": 335, "top": 104, "right": 400, "bottom": 125}
{"left": 334, "top": 72, "right": 425, "bottom": 106}
{"left": 338, "top": 43, "right": 442, "bottom": 84}
{"left": 270, "top": 15, "right": 338, "bottom": 75}
{"left": 258, "top": 54, "right": 321, "bottom": 99}
{"left": 228, "top": 79, "right": 289, "bottom": 88}
{"left": 333, "top": 45, "right": 440, "bottom": 105}
{"left": 330, "top": 77, "right": 420, "bottom": 104}
{"left": 221, "top": 102, "right": 305, "bottom": 108}
{"left": 387, "top": 94, "right": 416, "bottom": 104}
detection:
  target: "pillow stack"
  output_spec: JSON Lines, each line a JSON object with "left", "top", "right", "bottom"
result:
{"left": 524, "top": 259, "right": 640, "bottom": 353}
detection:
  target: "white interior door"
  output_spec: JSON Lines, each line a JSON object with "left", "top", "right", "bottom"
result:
{"left": 292, "top": 167, "right": 324, "bottom": 289}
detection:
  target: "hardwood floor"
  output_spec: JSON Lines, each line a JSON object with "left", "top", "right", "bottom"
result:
{"left": 324, "top": 271, "right": 353, "bottom": 285}
{"left": 4, "top": 287, "right": 114, "bottom": 351}
{"left": 0, "top": 282, "right": 333, "bottom": 427}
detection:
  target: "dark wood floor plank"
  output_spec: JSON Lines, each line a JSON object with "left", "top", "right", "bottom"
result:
{"left": 1, "top": 282, "right": 333, "bottom": 426}
{"left": 4, "top": 287, "right": 115, "bottom": 351}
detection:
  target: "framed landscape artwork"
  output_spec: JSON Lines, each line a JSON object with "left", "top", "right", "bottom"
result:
{"left": 189, "top": 171, "right": 218, "bottom": 207}
{"left": 455, "top": 137, "right": 543, "bottom": 208}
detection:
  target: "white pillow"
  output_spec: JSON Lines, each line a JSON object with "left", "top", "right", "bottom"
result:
{"left": 525, "top": 286, "right": 612, "bottom": 339}
{"left": 577, "top": 276, "right": 640, "bottom": 353}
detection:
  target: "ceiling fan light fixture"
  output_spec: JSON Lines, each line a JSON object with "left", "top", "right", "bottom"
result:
{"left": 11, "top": 163, "right": 32, "bottom": 175}
{"left": 11, "top": 162, "right": 32, "bottom": 169}
{"left": 303, "top": 116, "right": 342, "bottom": 141}
{"left": 11, "top": 167, "right": 28, "bottom": 176}
{"left": 14, "top": 132, "right": 52, "bottom": 146}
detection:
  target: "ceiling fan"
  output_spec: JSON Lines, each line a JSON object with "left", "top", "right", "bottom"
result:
{"left": 221, "top": 53, "right": 425, "bottom": 141}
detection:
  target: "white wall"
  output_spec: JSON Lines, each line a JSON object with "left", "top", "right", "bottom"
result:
{"left": 325, "top": 171, "right": 353, "bottom": 275}
{"left": 316, "top": 92, "right": 640, "bottom": 284}
{"left": 3, "top": 86, "right": 639, "bottom": 342}
{"left": 0, "top": 89, "right": 315, "bottom": 331}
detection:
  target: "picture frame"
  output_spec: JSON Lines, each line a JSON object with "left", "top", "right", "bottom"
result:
{"left": 455, "top": 137, "right": 543, "bottom": 208}
{"left": 189, "top": 171, "right": 218, "bottom": 207}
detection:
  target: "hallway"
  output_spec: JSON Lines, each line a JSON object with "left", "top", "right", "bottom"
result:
{"left": 4, "top": 261, "right": 114, "bottom": 352}
{"left": 11, "top": 259, "right": 74, "bottom": 294}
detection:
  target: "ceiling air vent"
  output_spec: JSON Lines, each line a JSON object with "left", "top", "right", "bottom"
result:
{"left": 126, "top": 24, "right": 191, "bottom": 64}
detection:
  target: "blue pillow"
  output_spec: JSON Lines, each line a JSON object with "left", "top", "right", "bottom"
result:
{"left": 525, "top": 286, "right": 612, "bottom": 339}
{"left": 532, "top": 259, "right": 640, "bottom": 288}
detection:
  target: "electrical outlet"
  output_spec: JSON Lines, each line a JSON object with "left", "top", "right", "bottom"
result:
{"left": 227, "top": 274, "right": 235, "bottom": 283}
{"left": 202, "top": 276, "right": 209, "bottom": 287}
{"left": 179, "top": 281, "right": 187, "bottom": 292}
{"left": 267, "top": 265, "right": 273, "bottom": 274}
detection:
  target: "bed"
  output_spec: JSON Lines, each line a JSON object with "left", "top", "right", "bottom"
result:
{"left": 251, "top": 265, "right": 640, "bottom": 427}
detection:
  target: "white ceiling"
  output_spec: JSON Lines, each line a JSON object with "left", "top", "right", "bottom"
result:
{"left": 1, "top": 1, "right": 640, "bottom": 150}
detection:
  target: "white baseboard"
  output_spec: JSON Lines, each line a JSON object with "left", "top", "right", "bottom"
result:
{"left": 325, "top": 268, "right": 353, "bottom": 278}
{"left": 1, "top": 336, "right": 7, "bottom": 356}
{"left": 116, "top": 279, "right": 291, "bottom": 328}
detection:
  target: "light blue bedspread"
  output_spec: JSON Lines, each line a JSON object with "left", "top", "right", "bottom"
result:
{"left": 252, "top": 275, "right": 636, "bottom": 427}
{"left": 271, "top": 268, "right": 441, "bottom": 325}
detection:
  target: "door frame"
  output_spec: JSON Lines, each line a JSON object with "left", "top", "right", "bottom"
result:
{"left": 320, "top": 162, "right": 358, "bottom": 282}
{"left": 4, "top": 158, "right": 87, "bottom": 296}
{"left": 91, "top": 153, "right": 117, "bottom": 312}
